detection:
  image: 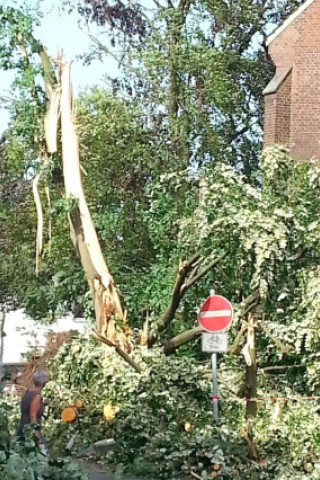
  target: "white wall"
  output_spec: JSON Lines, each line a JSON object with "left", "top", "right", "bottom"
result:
{"left": 2, "top": 310, "right": 87, "bottom": 363}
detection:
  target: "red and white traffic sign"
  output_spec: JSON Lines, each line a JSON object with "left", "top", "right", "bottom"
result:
{"left": 198, "top": 294, "right": 233, "bottom": 332}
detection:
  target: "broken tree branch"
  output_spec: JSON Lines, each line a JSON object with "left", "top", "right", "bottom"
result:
{"left": 148, "top": 252, "right": 227, "bottom": 346}
{"left": 148, "top": 253, "right": 201, "bottom": 346}
{"left": 240, "top": 424, "right": 259, "bottom": 461}
{"left": 163, "top": 326, "right": 203, "bottom": 354}
{"left": 182, "top": 251, "right": 228, "bottom": 292}
{"left": 58, "top": 59, "right": 131, "bottom": 350}
{"left": 257, "top": 320, "right": 292, "bottom": 355}
{"left": 229, "top": 323, "right": 248, "bottom": 355}
{"left": 259, "top": 364, "right": 300, "bottom": 373}
{"left": 91, "top": 331, "right": 142, "bottom": 374}
{"left": 240, "top": 290, "right": 260, "bottom": 317}
{"left": 163, "top": 290, "right": 259, "bottom": 355}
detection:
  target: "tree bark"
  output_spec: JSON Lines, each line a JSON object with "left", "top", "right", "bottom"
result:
{"left": 163, "top": 326, "right": 203, "bottom": 354}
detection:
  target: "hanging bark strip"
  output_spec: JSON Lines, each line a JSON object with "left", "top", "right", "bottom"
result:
{"left": 32, "top": 171, "right": 43, "bottom": 276}
{"left": 32, "top": 154, "right": 52, "bottom": 275}
{"left": 0, "top": 308, "right": 5, "bottom": 363}
{"left": 58, "top": 60, "right": 130, "bottom": 350}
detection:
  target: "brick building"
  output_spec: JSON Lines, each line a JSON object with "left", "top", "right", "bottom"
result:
{"left": 263, "top": 0, "right": 320, "bottom": 160}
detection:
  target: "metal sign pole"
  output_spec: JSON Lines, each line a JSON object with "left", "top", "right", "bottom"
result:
{"left": 211, "top": 352, "right": 218, "bottom": 421}
{"left": 210, "top": 289, "right": 218, "bottom": 421}
{"left": 199, "top": 288, "right": 232, "bottom": 423}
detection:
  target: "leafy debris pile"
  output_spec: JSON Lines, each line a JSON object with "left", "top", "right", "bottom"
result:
{"left": 45, "top": 338, "right": 320, "bottom": 479}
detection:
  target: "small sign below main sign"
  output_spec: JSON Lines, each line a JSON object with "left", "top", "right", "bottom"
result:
{"left": 201, "top": 332, "right": 228, "bottom": 353}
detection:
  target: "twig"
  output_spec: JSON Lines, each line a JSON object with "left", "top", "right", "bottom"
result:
{"left": 183, "top": 251, "right": 228, "bottom": 291}
{"left": 259, "top": 364, "right": 300, "bottom": 373}
{"left": 78, "top": 22, "right": 124, "bottom": 65}
{"left": 190, "top": 470, "right": 202, "bottom": 480}
{"left": 257, "top": 320, "right": 292, "bottom": 355}
{"left": 91, "top": 330, "right": 142, "bottom": 374}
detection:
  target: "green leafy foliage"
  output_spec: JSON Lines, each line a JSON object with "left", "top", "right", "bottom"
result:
{"left": 44, "top": 337, "right": 142, "bottom": 447}
{"left": 43, "top": 338, "right": 320, "bottom": 479}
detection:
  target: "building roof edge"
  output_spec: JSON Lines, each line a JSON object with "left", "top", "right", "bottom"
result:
{"left": 266, "top": 0, "right": 316, "bottom": 46}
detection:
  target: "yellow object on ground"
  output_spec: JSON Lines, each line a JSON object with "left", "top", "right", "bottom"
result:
{"left": 103, "top": 404, "right": 119, "bottom": 422}
{"left": 75, "top": 400, "right": 83, "bottom": 409}
{"left": 184, "top": 422, "right": 192, "bottom": 432}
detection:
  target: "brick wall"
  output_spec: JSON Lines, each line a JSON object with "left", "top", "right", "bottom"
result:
{"left": 275, "top": 72, "right": 292, "bottom": 146}
{"left": 263, "top": 0, "right": 320, "bottom": 161}
{"left": 264, "top": 94, "right": 277, "bottom": 146}
{"left": 264, "top": 72, "right": 292, "bottom": 148}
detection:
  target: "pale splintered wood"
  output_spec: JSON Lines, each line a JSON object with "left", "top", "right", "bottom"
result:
{"left": 59, "top": 60, "right": 129, "bottom": 350}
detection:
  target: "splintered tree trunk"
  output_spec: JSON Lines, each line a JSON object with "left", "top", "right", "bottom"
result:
{"left": 245, "top": 315, "right": 257, "bottom": 418}
{"left": 59, "top": 61, "right": 131, "bottom": 351}
{"left": 0, "top": 308, "right": 5, "bottom": 363}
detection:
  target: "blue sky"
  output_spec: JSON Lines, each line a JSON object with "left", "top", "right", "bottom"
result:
{"left": 0, "top": 0, "right": 119, "bottom": 131}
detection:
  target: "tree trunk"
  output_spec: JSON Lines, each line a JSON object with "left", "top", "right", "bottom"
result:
{"left": 59, "top": 61, "right": 131, "bottom": 351}
{"left": 168, "top": 31, "right": 179, "bottom": 119}
{"left": 167, "top": 2, "right": 191, "bottom": 169}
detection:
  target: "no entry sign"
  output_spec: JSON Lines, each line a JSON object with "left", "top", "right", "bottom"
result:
{"left": 198, "top": 294, "right": 233, "bottom": 332}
